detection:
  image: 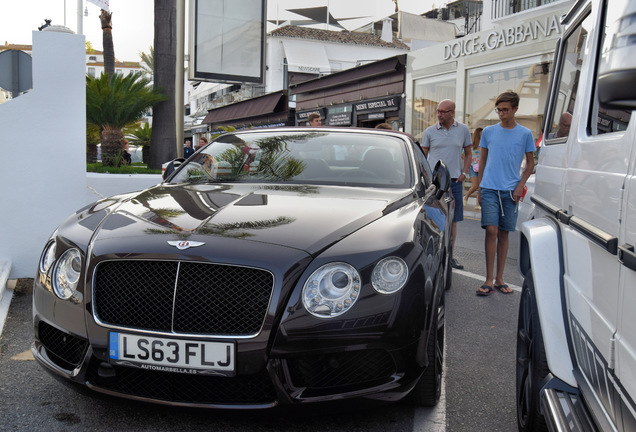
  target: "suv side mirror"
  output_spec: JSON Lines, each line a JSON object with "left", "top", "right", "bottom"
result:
{"left": 597, "top": 2, "right": 636, "bottom": 110}
{"left": 432, "top": 160, "right": 451, "bottom": 200}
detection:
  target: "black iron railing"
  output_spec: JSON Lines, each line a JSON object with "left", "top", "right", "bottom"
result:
{"left": 492, "top": 0, "right": 560, "bottom": 19}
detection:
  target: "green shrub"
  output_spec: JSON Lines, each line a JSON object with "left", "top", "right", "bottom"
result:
{"left": 87, "top": 163, "right": 162, "bottom": 174}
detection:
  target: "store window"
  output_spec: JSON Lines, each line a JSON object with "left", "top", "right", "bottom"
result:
{"left": 412, "top": 75, "right": 456, "bottom": 142}
{"left": 465, "top": 57, "right": 552, "bottom": 140}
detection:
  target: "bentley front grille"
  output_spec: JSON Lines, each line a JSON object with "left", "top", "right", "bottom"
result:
{"left": 93, "top": 261, "right": 274, "bottom": 336}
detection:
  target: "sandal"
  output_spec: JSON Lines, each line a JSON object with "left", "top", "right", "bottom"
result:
{"left": 476, "top": 285, "right": 495, "bottom": 296}
{"left": 495, "top": 284, "right": 513, "bottom": 294}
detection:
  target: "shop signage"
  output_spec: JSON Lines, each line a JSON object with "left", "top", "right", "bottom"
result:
{"left": 443, "top": 15, "right": 562, "bottom": 60}
{"left": 354, "top": 96, "right": 400, "bottom": 114}
{"left": 327, "top": 105, "right": 352, "bottom": 126}
{"left": 297, "top": 109, "right": 325, "bottom": 121}
{"left": 368, "top": 113, "right": 385, "bottom": 120}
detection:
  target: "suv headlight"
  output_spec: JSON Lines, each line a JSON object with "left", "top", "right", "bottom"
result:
{"left": 372, "top": 257, "right": 408, "bottom": 294}
{"left": 52, "top": 248, "right": 82, "bottom": 299}
{"left": 302, "top": 262, "right": 361, "bottom": 318}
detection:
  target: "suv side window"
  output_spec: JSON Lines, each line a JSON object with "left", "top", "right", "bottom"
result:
{"left": 589, "top": 0, "right": 633, "bottom": 134}
{"left": 546, "top": 13, "right": 592, "bottom": 142}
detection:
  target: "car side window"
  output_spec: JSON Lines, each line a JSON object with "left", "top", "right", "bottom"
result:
{"left": 589, "top": 0, "right": 633, "bottom": 135}
{"left": 546, "top": 13, "right": 592, "bottom": 142}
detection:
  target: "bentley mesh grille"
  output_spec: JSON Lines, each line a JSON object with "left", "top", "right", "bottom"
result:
{"left": 38, "top": 321, "right": 88, "bottom": 370}
{"left": 286, "top": 349, "right": 396, "bottom": 389}
{"left": 86, "top": 358, "right": 277, "bottom": 405}
{"left": 93, "top": 260, "right": 274, "bottom": 336}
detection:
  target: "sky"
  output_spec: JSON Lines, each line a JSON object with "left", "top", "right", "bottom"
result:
{"left": 2, "top": 0, "right": 437, "bottom": 62}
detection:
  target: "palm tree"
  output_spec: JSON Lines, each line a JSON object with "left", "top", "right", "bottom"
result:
{"left": 138, "top": 46, "right": 154, "bottom": 78}
{"left": 128, "top": 122, "right": 152, "bottom": 163}
{"left": 98, "top": 9, "right": 115, "bottom": 77}
{"left": 150, "top": 0, "right": 177, "bottom": 170}
{"left": 86, "top": 72, "right": 166, "bottom": 166}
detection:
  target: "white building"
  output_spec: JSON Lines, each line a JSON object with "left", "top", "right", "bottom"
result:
{"left": 406, "top": 0, "right": 575, "bottom": 141}
{"left": 0, "top": 41, "right": 147, "bottom": 102}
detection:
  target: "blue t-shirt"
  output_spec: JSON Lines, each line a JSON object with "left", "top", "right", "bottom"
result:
{"left": 480, "top": 123, "right": 535, "bottom": 191}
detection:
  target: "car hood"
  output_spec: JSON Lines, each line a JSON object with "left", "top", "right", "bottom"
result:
{"left": 87, "top": 183, "right": 413, "bottom": 255}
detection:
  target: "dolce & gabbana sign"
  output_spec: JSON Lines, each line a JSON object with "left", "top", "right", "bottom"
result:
{"left": 443, "top": 15, "right": 561, "bottom": 60}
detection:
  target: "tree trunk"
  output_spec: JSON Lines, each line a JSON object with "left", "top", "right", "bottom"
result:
{"left": 149, "top": 0, "right": 177, "bottom": 170}
{"left": 99, "top": 10, "right": 115, "bottom": 77}
{"left": 87, "top": 143, "right": 98, "bottom": 163}
{"left": 142, "top": 145, "right": 150, "bottom": 164}
{"left": 101, "top": 126, "right": 125, "bottom": 167}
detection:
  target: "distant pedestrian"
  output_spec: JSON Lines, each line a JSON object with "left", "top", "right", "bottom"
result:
{"left": 308, "top": 113, "right": 322, "bottom": 126}
{"left": 421, "top": 99, "right": 472, "bottom": 270}
{"left": 196, "top": 136, "right": 208, "bottom": 151}
{"left": 476, "top": 91, "right": 535, "bottom": 296}
{"left": 464, "top": 127, "right": 483, "bottom": 209}
{"left": 184, "top": 139, "right": 194, "bottom": 158}
{"left": 374, "top": 123, "right": 392, "bottom": 130}
{"left": 121, "top": 139, "right": 132, "bottom": 165}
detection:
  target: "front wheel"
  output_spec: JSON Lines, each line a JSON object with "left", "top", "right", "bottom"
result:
{"left": 516, "top": 271, "right": 549, "bottom": 432}
{"left": 410, "top": 291, "right": 445, "bottom": 406}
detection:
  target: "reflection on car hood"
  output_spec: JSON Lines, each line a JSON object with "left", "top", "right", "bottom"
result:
{"left": 91, "top": 183, "right": 412, "bottom": 254}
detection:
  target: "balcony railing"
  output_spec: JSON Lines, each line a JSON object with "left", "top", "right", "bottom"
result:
{"left": 491, "top": 0, "right": 560, "bottom": 20}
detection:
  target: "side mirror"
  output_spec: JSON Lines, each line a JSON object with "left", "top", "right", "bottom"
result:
{"left": 597, "top": 2, "right": 636, "bottom": 110}
{"left": 432, "top": 160, "right": 451, "bottom": 200}
{"left": 162, "top": 158, "right": 186, "bottom": 181}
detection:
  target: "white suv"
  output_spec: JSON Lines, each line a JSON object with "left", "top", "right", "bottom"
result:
{"left": 516, "top": 0, "right": 636, "bottom": 431}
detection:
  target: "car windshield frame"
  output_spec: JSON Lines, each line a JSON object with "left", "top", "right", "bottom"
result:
{"left": 169, "top": 129, "right": 414, "bottom": 188}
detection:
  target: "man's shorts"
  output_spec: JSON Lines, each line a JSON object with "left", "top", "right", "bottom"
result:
{"left": 451, "top": 180, "right": 464, "bottom": 222}
{"left": 480, "top": 188, "right": 518, "bottom": 231}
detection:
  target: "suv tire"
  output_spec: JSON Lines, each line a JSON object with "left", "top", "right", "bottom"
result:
{"left": 516, "top": 271, "right": 549, "bottom": 432}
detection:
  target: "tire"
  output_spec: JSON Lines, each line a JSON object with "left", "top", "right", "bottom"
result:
{"left": 444, "top": 251, "right": 452, "bottom": 291}
{"left": 516, "top": 271, "right": 549, "bottom": 432}
{"left": 411, "top": 290, "right": 445, "bottom": 406}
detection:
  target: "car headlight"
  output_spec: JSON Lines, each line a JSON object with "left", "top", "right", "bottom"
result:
{"left": 52, "top": 248, "right": 82, "bottom": 299}
{"left": 372, "top": 257, "right": 408, "bottom": 294}
{"left": 302, "top": 262, "right": 361, "bottom": 318}
{"left": 39, "top": 241, "right": 57, "bottom": 274}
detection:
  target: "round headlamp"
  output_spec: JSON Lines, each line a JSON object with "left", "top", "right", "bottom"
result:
{"left": 52, "top": 248, "right": 82, "bottom": 299}
{"left": 372, "top": 257, "right": 408, "bottom": 294}
{"left": 302, "top": 262, "right": 361, "bottom": 318}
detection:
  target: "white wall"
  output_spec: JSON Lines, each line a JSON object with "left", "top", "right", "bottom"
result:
{"left": 0, "top": 28, "right": 87, "bottom": 278}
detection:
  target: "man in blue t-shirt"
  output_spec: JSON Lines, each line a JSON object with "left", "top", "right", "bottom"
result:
{"left": 476, "top": 91, "right": 535, "bottom": 296}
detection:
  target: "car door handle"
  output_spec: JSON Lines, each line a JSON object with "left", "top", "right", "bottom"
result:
{"left": 618, "top": 243, "right": 636, "bottom": 272}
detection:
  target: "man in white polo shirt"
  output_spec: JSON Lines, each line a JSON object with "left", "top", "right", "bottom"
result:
{"left": 421, "top": 99, "right": 472, "bottom": 269}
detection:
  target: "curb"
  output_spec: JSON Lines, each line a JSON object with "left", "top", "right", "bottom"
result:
{"left": 0, "top": 259, "right": 13, "bottom": 338}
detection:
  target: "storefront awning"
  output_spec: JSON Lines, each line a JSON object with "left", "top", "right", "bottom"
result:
{"left": 282, "top": 40, "right": 331, "bottom": 74}
{"left": 202, "top": 91, "right": 286, "bottom": 125}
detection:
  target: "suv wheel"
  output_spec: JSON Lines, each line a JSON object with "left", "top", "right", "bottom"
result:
{"left": 411, "top": 290, "right": 445, "bottom": 406}
{"left": 516, "top": 271, "right": 549, "bottom": 432}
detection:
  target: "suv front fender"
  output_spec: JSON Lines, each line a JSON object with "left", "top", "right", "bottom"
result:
{"left": 519, "top": 218, "right": 576, "bottom": 387}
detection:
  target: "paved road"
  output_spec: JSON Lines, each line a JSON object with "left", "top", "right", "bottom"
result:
{"left": 0, "top": 216, "right": 522, "bottom": 431}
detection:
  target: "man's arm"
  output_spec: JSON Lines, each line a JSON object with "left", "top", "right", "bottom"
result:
{"left": 513, "top": 151, "right": 535, "bottom": 202}
{"left": 462, "top": 145, "right": 472, "bottom": 175}
{"left": 477, "top": 147, "right": 487, "bottom": 205}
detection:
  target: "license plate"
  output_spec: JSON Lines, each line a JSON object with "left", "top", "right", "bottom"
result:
{"left": 109, "top": 332, "right": 235, "bottom": 376}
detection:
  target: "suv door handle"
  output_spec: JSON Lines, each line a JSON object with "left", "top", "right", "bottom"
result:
{"left": 618, "top": 243, "right": 636, "bottom": 272}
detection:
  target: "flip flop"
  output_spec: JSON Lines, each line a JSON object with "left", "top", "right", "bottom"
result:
{"left": 495, "top": 284, "right": 513, "bottom": 294}
{"left": 476, "top": 285, "right": 495, "bottom": 296}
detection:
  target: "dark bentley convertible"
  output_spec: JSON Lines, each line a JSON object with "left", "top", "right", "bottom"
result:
{"left": 33, "top": 127, "right": 453, "bottom": 409}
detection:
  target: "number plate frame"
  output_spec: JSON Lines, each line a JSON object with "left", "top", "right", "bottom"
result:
{"left": 109, "top": 332, "right": 235, "bottom": 376}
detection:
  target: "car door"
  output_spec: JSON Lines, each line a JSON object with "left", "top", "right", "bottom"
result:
{"left": 617, "top": 120, "right": 636, "bottom": 425}
{"left": 553, "top": 1, "right": 634, "bottom": 424}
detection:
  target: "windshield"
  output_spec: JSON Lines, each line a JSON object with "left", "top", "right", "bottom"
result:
{"left": 169, "top": 130, "right": 412, "bottom": 188}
